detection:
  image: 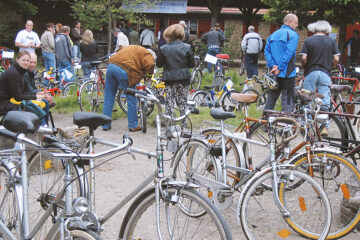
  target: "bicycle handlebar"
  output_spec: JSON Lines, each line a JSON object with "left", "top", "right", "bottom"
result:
{"left": 272, "top": 117, "right": 301, "bottom": 145}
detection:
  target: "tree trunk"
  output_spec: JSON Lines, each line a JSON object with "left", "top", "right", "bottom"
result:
{"left": 107, "top": 11, "right": 112, "bottom": 53}
{"left": 338, "top": 23, "right": 347, "bottom": 64}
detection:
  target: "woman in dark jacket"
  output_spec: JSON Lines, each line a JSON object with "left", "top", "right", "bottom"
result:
{"left": 80, "top": 30, "right": 98, "bottom": 79}
{"left": 0, "top": 50, "right": 43, "bottom": 115}
{"left": 156, "top": 24, "right": 195, "bottom": 128}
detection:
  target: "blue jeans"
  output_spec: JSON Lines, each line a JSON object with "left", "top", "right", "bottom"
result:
{"left": 42, "top": 51, "right": 56, "bottom": 83}
{"left": 304, "top": 71, "right": 331, "bottom": 110}
{"left": 103, "top": 64, "right": 137, "bottom": 129}
{"left": 245, "top": 53, "right": 258, "bottom": 79}
{"left": 81, "top": 61, "right": 94, "bottom": 79}
{"left": 40, "top": 99, "right": 50, "bottom": 126}
{"left": 57, "top": 59, "right": 75, "bottom": 82}
{"left": 72, "top": 44, "right": 81, "bottom": 60}
{"left": 207, "top": 48, "right": 221, "bottom": 73}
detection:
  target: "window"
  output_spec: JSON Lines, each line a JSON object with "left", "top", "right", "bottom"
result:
{"left": 189, "top": 19, "right": 198, "bottom": 35}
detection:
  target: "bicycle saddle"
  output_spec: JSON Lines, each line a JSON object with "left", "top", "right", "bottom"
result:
{"left": 210, "top": 108, "right": 236, "bottom": 120}
{"left": 230, "top": 93, "right": 258, "bottom": 103}
{"left": 73, "top": 112, "right": 111, "bottom": 130}
{"left": 329, "top": 84, "right": 352, "bottom": 94}
{"left": 216, "top": 54, "right": 229, "bottom": 60}
{"left": 1, "top": 111, "right": 41, "bottom": 134}
{"left": 296, "top": 90, "right": 324, "bottom": 101}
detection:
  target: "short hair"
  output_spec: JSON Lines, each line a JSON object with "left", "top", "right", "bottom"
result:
{"left": 75, "top": 20, "right": 80, "bottom": 26}
{"left": 82, "top": 30, "right": 94, "bottom": 44}
{"left": 307, "top": 20, "right": 332, "bottom": 34}
{"left": 248, "top": 25, "right": 255, "bottom": 31}
{"left": 163, "top": 24, "right": 185, "bottom": 43}
{"left": 16, "top": 50, "right": 30, "bottom": 60}
{"left": 214, "top": 22, "right": 221, "bottom": 29}
{"left": 60, "top": 26, "right": 70, "bottom": 33}
{"left": 45, "top": 22, "right": 55, "bottom": 29}
{"left": 112, "top": 28, "right": 121, "bottom": 33}
{"left": 284, "top": 13, "right": 297, "bottom": 24}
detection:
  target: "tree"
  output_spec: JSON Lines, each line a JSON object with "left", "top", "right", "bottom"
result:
{"left": 262, "top": 0, "right": 360, "bottom": 56}
{"left": 70, "top": 0, "right": 153, "bottom": 53}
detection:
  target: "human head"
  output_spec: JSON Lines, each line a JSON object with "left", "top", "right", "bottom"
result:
{"left": 45, "top": 22, "right": 55, "bottom": 34}
{"left": 132, "top": 25, "right": 138, "bottom": 31}
{"left": 82, "top": 30, "right": 94, "bottom": 44}
{"left": 214, "top": 22, "right": 221, "bottom": 31}
{"left": 29, "top": 53, "right": 37, "bottom": 71}
{"left": 75, "top": 20, "right": 81, "bottom": 29}
{"left": 307, "top": 20, "right": 332, "bottom": 34}
{"left": 16, "top": 50, "right": 31, "bottom": 69}
{"left": 353, "top": 30, "right": 359, "bottom": 39}
{"left": 25, "top": 20, "right": 33, "bottom": 32}
{"left": 248, "top": 25, "right": 255, "bottom": 32}
{"left": 55, "top": 23, "right": 62, "bottom": 33}
{"left": 60, "top": 26, "right": 70, "bottom": 35}
{"left": 112, "top": 28, "right": 121, "bottom": 37}
{"left": 163, "top": 24, "right": 185, "bottom": 43}
{"left": 284, "top": 13, "right": 298, "bottom": 30}
{"left": 179, "top": 20, "right": 187, "bottom": 28}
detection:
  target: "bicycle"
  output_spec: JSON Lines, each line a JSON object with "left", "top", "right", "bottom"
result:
{"left": 6, "top": 89, "right": 233, "bottom": 239}
{"left": 238, "top": 51, "right": 245, "bottom": 76}
{"left": 0, "top": 47, "right": 13, "bottom": 73}
{"left": 212, "top": 54, "right": 231, "bottom": 92}
{"left": 190, "top": 55, "right": 205, "bottom": 90}
{"left": 190, "top": 78, "right": 240, "bottom": 112}
{"left": 239, "top": 75, "right": 269, "bottom": 108}
{"left": 171, "top": 108, "right": 332, "bottom": 239}
{"left": 0, "top": 111, "right": 100, "bottom": 239}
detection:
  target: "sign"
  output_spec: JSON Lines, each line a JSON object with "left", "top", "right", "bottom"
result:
{"left": 204, "top": 54, "right": 218, "bottom": 65}
{"left": 123, "top": 0, "right": 188, "bottom": 14}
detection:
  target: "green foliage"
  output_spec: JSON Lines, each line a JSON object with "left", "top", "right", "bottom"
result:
{"left": 222, "top": 26, "right": 238, "bottom": 58}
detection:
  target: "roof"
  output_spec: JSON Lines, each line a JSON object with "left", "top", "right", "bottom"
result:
{"left": 187, "top": 6, "right": 268, "bottom": 15}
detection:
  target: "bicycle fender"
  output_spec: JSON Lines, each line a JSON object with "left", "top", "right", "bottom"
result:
{"left": 288, "top": 147, "right": 343, "bottom": 164}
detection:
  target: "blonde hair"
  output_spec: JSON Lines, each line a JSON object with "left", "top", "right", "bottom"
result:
{"left": 163, "top": 24, "right": 185, "bottom": 43}
{"left": 17, "top": 50, "right": 30, "bottom": 60}
{"left": 60, "top": 26, "right": 70, "bottom": 33}
{"left": 82, "top": 30, "right": 94, "bottom": 44}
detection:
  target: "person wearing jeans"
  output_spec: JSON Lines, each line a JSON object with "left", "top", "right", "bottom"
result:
{"left": 241, "top": 25, "right": 262, "bottom": 79}
{"left": 41, "top": 22, "right": 56, "bottom": 84}
{"left": 102, "top": 45, "right": 155, "bottom": 131}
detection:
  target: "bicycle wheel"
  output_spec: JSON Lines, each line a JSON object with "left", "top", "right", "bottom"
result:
{"left": 79, "top": 80, "right": 105, "bottom": 113}
{"left": 238, "top": 59, "right": 245, "bottom": 76}
{"left": 221, "top": 89, "right": 241, "bottom": 112}
{"left": 63, "top": 82, "right": 80, "bottom": 97}
{"left": 190, "top": 90, "right": 209, "bottom": 107}
{"left": 36, "top": 82, "right": 47, "bottom": 92}
{"left": 190, "top": 68, "right": 203, "bottom": 90}
{"left": 213, "top": 76, "right": 224, "bottom": 92}
{"left": 119, "top": 185, "right": 232, "bottom": 240}
{"left": 289, "top": 151, "right": 360, "bottom": 239}
{"left": 0, "top": 161, "right": 21, "bottom": 238}
{"left": 117, "top": 88, "right": 154, "bottom": 116}
{"left": 139, "top": 100, "right": 147, "bottom": 133}
{"left": 239, "top": 168, "right": 331, "bottom": 240}
{"left": 27, "top": 146, "right": 85, "bottom": 239}
{"left": 69, "top": 229, "right": 101, "bottom": 239}
{"left": 318, "top": 114, "right": 347, "bottom": 150}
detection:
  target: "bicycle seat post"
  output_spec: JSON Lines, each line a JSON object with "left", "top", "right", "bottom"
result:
{"left": 219, "top": 119, "right": 227, "bottom": 185}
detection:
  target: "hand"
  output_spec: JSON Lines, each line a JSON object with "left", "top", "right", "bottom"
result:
{"left": 271, "top": 65, "right": 280, "bottom": 76}
{"left": 36, "top": 92, "right": 44, "bottom": 100}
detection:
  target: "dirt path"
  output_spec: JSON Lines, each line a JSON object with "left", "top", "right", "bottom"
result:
{"left": 53, "top": 112, "right": 360, "bottom": 239}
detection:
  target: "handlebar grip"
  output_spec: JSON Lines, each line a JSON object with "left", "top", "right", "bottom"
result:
{"left": 10, "top": 98, "right": 21, "bottom": 105}
{"left": 0, "top": 129, "right": 19, "bottom": 141}
{"left": 272, "top": 117, "right": 301, "bottom": 145}
{"left": 125, "top": 88, "right": 148, "bottom": 96}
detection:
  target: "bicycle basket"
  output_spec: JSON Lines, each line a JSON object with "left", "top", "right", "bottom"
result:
{"left": 264, "top": 73, "right": 279, "bottom": 90}
{"left": 21, "top": 100, "right": 46, "bottom": 119}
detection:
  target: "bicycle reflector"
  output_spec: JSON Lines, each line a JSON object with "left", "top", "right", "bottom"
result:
{"left": 264, "top": 73, "right": 279, "bottom": 90}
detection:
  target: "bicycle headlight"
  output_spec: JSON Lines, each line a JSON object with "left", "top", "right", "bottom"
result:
{"left": 73, "top": 197, "right": 90, "bottom": 216}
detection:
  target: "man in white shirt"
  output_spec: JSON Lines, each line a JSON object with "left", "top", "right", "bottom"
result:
{"left": 241, "top": 25, "right": 262, "bottom": 79}
{"left": 113, "top": 28, "right": 129, "bottom": 52}
{"left": 15, "top": 20, "right": 41, "bottom": 53}
{"left": 139, "top": 27, "right": 155, "bottom": 49}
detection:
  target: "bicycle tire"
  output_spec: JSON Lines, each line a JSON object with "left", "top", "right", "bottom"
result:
{"left": 36, "top": 82, "right": 47, "bottom": 92}
{"left": 318, "top": 114, "right": 348, "bottom": 150}
{"left": 190, "top": 68, "right": 203, "bottom": 90}
{"left": 213, "top": 75, "right": 225, "bottom": 92}
{"left": 27, "top": 146, "right": 85, "bottom": 239}
{"left": 352, "top": 96, "right": 360, "bottom": 140}
{"left": 239, "top": 168, "right": 331, "bottom": 240}
{"left": 289, "top": 150, "right": 360, "bottom": 239}
{"left": 117, "top": 88, "right": 154, "bottom": 116}
{"left": 190, "top": 90, "right": 209, "bottom": 107}
{"left": 0, "top": 161, "right": 21, "bottom": 238}
{"left": 238, "top": 59, "right": 245, "bottom": 76}
{"left": 140, "top": 100, "right": 147, "bottom": 133}
{"left": 220, "top": 89, "right": 241, "bottom": 112}
{"left": 119, "top": 185, "right": 232, "bottom": 240}
{"left": 63, "top": 82, "right": 80, "bottom": 97}
{"left": 79, "top": 80, "right": 105, "bottom": 113}
{"left": 70, "top": 229, "right": 101, "bottom": 239}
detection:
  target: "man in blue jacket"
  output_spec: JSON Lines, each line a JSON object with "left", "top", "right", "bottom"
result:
{"left": 264, "top": 13, "right": 299, "bottom": 113}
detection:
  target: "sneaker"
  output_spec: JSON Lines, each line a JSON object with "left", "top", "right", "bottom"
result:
{"left": 320, "top": 127, "right": 328, "bottom": 136}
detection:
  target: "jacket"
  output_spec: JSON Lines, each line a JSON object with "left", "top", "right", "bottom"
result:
{"left": 0, "top": 62, "right": 37, "bottom": 115}
{"left": 201, "top": 30, "right": 225, "bottom": 48}
{"left": 156, "top": 41, "right": 195, "bottom": 84}
{"left": 241, "top": 32, "right": 262, "bottom": 54}
{"left": 70, "top": 28, "right": 82, "bottom": 45}
{"left": 265, "top": 25, "right": 299, "bottom": 78}
{"left": 55, "top": 33, "right": 73, "bottom": 62}
{"left": 41, "top": 30, "right": 55, "bottom": 52}
{"left": 109, "top": 45, "right": 155, "bottom": 86}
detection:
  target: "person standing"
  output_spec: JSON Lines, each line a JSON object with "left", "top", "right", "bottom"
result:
{"left": 201, "top": 23, "right": 225, "bottom": 73}
{"left": 300, "top": 20, "right": 340, "bottom": 111}
{"left": 264, "top": 13, "right": 299, "bottom": 113}
{"left": 344, "top": 30, "right": 360, "bottom": 67}
{"left": 102, "top": 46, "right": 155, "bottom": 131}
{"left": 241, "top": 25, "right": 262, "bottom": 79}
{"left": 139, "top": 26, "right": 155, "bottom": 49}
{"left": 80, "top": 30, "right": 98, "bottom": 78}
{"left": 128, "top": 25, "right": 140, "bottom": 45}
{"left": 179, "top": 20, "right": 190, "bottom": 44}
{"left": 112, "top": 28, "right": 129, "bottom": 52}
{"left": 156, "top": 24, "right": 195, "bottom": 129}
{"left": 70, "top": 21, "right": 82, "bottom": 61}
{"left": 55, "top": 26, "right": 74, "bottom": 80}
{"left": 14, "top": 20, "right": 41, "bottom": 53}
{"left": 40, "top": 23, "right": 56, "bottom": 79}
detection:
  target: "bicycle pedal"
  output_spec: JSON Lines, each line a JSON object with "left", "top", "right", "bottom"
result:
{"left": 220, "top": 187, "right": 233, "bottom": 197}
{"left": 253, "top": 186, "right": 265, "bottom": 196}
{"left": 209, "top": 146, "right": 222, "bottom": 157}
{"left": 112, "top": 109, "right": 118, "bottom": 112}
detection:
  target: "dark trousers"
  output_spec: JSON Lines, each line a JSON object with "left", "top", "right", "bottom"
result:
{"left": 245, "top": 53, "right": 258, "bottom": 79}
{"left": 264, "top": 77, "right": 295, "bottom": 113}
